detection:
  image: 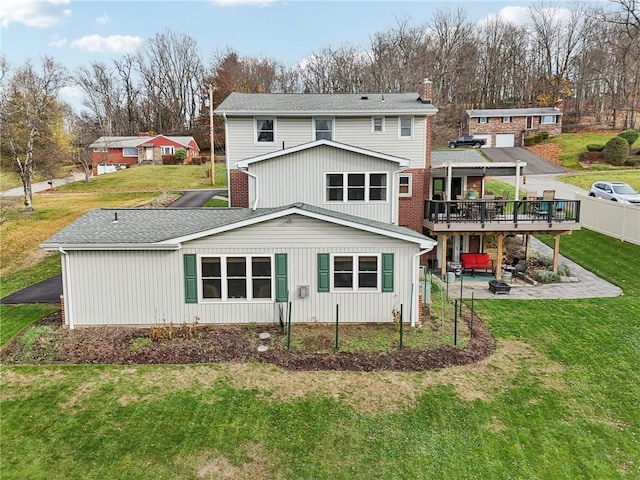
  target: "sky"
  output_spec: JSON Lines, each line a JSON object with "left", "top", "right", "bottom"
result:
{"left": 0, "top": 0, "right": 611, "bottom": 108}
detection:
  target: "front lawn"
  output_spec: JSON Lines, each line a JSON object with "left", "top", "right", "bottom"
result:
{"left": 2, "top": 229, "right": 639, "bottom": 479}
{"left": 547, "top": 132, "right": 640, "bottom": 170}
{"left": 559, "top": 170, "right": 640, "bottom": 191}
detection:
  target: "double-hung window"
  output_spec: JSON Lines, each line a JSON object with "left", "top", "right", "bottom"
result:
{"left": 399, "top": 174, "right": 412, "bottom": 197}
{"left": 256, "top": 117, "right": 275, "bottom": 143}
{"left": 314, "top": 117, "right": 333, "bottom": 140}
{"left": 201, "top": 255, "right": 272, "bottom": 301}
{"left": 399, "top": 117, "right": 413, "bottom": 138}
{"left": 325, "top": 173, "right": 388, "bottom": 202}
{"left": 333, "top": 254, "right": 379, "bottom": 291}
{"left": 372, "top": 116, "right": 384, "bottom": 133}
{"left": 161, "top": 146, "right": 175, "bottom": 155}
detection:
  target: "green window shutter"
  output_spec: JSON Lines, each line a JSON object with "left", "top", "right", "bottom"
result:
{"left": 275, "top": 253, "right": 288, "bottom": 302}
{"left": 184, "top": 254, "right": 197, "bottom": 303}
{"left": 317, "top": 253, "right": 330, "bottom": 292}
{"left": 382, "top": 253, "right": 394, "bottom": 292}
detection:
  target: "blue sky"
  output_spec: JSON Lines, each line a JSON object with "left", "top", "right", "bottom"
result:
{"left": 1, "top": 0, "right": 610, "bottom": 107}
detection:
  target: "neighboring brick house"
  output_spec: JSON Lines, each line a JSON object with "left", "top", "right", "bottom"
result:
{"left": 89, "top": 134, "right": 200, "bottom": 175}
{"left": 466, "top": 103, "right": 563, "bottom": 148}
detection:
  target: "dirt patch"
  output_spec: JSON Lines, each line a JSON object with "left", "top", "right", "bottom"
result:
{"left": 525, "top": 143, "right": 562, "bottom": 165}
{"left": 0, "top": 310, "right": 496, "bottom": 373}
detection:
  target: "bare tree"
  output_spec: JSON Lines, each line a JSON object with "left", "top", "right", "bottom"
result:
{"left": 137, "top": 29, "right": 205, "bottom": 133}
{"left": 0, "top": 57, "right": 68, "bottom": 212}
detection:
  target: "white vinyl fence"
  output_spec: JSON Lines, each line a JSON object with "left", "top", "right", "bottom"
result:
{"left": 577, "top": 193, "right": 640, "bottom": 246}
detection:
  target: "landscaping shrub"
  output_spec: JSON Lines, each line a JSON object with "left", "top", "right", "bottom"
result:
{"left": 524, "top": 136, "right": 536, "bottom": 146}
{"left": 174, "top": 149, "right": 188, "bottom": 163}
{"left": 533, "top": 270, "right": 561, "bottom": 284}
{"left": 624, "top": 157, "right": 637, "bottom": 167}
{"left": 534, "top": 134, "right": 544, "bottom": 143}
{"left": 602, "top": 136, "right": 630, "bottom": 166}
{"left": 617, "top": 129, "right": 640, "bottom": 146}
{"left": 586, "top": 143, "right": 605, "bottom": 152}
{"left": 161, "top": 154, "right": 183, "bottom": 165}
{"left": 191, "top": 157, "right": 202, "bottom": 165}
{"left": 540, "top": 131, "right": 549, "bottom": 139}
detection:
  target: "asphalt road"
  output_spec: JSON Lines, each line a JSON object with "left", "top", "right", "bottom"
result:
{"left": 1, "top": 189, "right": 228, "bottom": 304}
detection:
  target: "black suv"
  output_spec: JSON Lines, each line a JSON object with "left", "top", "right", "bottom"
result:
{"left": 448, "top": 136, "right": 486, "bottom": 148}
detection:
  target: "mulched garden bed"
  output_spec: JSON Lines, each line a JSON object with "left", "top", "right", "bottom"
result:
{"left": 1, "top": 311, "right": 496, "bottom": 372}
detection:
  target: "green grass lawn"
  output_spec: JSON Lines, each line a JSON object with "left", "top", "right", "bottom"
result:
{"left": 559, "top": 170, "right": 640, "bottom": 191}
{"left": 2, "top": 228, "right": 639, "bottom": 479}
{"left": 547, "top": 132, "right": 640, "bottom": 170}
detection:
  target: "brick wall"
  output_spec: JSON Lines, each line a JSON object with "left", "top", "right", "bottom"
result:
{"left": 229, "top": 169, "right": 249, "bottom": 207}
{"left": 469, "top": 115, "right": 562, "bottom": 146}
{"left": 398, "top": 168, "right": 428, "bottom": 233}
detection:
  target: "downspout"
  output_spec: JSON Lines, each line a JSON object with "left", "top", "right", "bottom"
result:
{"left": 58, "top": 247, "right": 74, "bottom": 330}
{"left": 239, "top": 169, "right": 259, "bottom": 210}
{"left": 411, "top": 248, "right": 432, "bottom": 327}
{"left": 223, "top": 112, "right": 232, "bottom": 203}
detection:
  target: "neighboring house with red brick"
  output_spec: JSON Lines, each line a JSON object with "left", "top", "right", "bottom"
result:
{"left": 89, "top": 134, "right": 200, "bottom": 175}
{"left": 466, "top": 105, "right": 563, "bottom": 147}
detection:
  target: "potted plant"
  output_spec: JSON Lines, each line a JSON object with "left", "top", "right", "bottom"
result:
{"left": 467, "top": 189, "right": 478, "bottom": 199}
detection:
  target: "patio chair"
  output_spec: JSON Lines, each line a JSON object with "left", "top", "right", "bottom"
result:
{"left": 514, "top": 262, "right": 528, "bottom": 284}
{"left": 535, "top": 190, "right": 556, "bottom": 216}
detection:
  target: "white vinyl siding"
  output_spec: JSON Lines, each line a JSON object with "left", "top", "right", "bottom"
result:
{"left": 61, "top": 217, "right": 418, "bottom": 326}
{"left": 249, "top": 144, "right": 396, "bottom": 222}
{"left": 224, "top": 116, "right": 426, "bottom": 169}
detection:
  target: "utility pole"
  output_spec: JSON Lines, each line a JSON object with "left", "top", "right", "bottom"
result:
{"left": 209, "top": 84, "right": 215, "bottom": 186}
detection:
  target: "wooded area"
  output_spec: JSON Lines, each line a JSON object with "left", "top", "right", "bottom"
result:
{"left": 1, "top": 1, "right": 638, "bottom": 210}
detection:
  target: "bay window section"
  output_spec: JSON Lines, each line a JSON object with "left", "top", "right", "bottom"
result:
{"left": 201, "top": 255, "right": 272, "bottom": 301}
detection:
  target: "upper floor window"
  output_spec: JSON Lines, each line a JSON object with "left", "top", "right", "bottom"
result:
{"left": 256, "top": 117, "right": 275, "bottom": 143}
{"left": 399, "top": 174, "right": 412, "bottom": 197}
{"left": 502, "top": 116, "right": 512, "bottom": 123}
{"left": 325, "top": 172, "right": 388, "bottom": 202}
{"left": 161, "top": 146, "right": 175, "bottom": 155}
{"left": 314, "top": 117, "right": 333, "bottom": 140}
{"left": 372, "top": 116, "right": 385, "bottom": 133}
{"left": 201, "top": 255, "right": 272, "bottom": 301}
{"left": 122, "top": 147, "right": 138, "bottom": 157}
{"left": 541, "top": 115, "right": 557, "bottom": 124}
{"left": 399, "top": 117, "right": 413, "bottom": 138}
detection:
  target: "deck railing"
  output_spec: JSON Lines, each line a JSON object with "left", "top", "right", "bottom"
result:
{"left": 425, "top": 199, "right": 581, "bottom": 225}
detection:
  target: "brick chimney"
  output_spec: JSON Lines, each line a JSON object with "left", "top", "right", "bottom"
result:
{"left": 554, "top": 99, "right": 564, "bottom": 110}
{"left": 418, "top": 78, "right": 433, "bottom": 104}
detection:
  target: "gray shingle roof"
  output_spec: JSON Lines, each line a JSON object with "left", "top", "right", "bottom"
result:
{"left": 466, "top": 107, "right": 562, "bottom": 117}
{"left": 216, "top": 92, "right": 438, "bottom": 116}
{"left": 41, "top": 203, "right": 434, "bottom": 249}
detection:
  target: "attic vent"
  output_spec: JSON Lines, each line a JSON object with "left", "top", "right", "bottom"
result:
{"left": 112, "top": 212, "right": 118, "bottom": 223}
{"left": 360, "top": 96, "right": 368, "bottom": 100}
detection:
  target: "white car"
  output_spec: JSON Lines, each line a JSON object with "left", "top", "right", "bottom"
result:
{"left": 589, "top": 181, "right": 640, "bottom": 205}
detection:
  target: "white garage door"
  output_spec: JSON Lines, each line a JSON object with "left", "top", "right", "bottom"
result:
{"left": 97, "top": 164, "right": 118, "bottom": 175}
{"left": 474, "top": 134, "right": 492, "bottom": 148}
{"left": 496, "top": 134, "right": 515, "bottom": 147}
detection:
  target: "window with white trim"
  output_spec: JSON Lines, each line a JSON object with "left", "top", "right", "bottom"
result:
{"left": 372, "top": 116, "right": 384, "bottom": 133}
{"left": 526, "top": 116, "right": 534, "bottom": 129}
{"left": 399, "top": 174, "right": 412, "bottom": 197}
{"left": 332, "top": 254, "right": 379, "bottom": 291}
{"left": 161, "top": 146, "right": 175, "bottom": 155}
{"left": 478, "top": 117, "right": 488, "bottom": 124}
{"left": 540, "top": 115, "right": 557, "bottom": 124}
{"left": 256, "top": 117, "right": 275, "bottom": 143}
{"left": 314, "top": 117, "right": 333, "bottom": 140}
{"left": 502, "top": 116, "right": 512, "bottom": 123}
{"left": 325, "top": 172, "right": 388, "bottom": 202}
{"left": 122, "top": 147, "right": 138, "bottom": 157}
{"left": 200, "top": 255, "right": 272, "bottom": 301}
{"left": 399, "top": 117, "right": 412, "bottom": 138}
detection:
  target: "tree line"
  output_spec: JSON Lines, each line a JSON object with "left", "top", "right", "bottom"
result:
{"left": 1, "top": 0, "right": 638, "bottom": 211}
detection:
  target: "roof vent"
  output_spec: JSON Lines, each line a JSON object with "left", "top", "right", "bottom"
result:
{"left": 360, "top": 96, "right": 368, "bottom": 100}
{"left": 112, "top": 212, "right": 119, "bottom": 224}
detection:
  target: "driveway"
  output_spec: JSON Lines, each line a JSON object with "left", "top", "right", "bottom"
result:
{"left": 0, "top": 173, "right": 86, "bottom": 197}
{"left": 1, "top": 188, "right": 228, "bottom": 305}
{"left": 483, "top": 147, "right": 567, "bottom": 175}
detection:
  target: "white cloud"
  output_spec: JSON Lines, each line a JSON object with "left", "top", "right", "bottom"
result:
{"left": 212, "top": 0, "right": 274, "bottom": 6}
{"left": 70, "top": 34, "right": 142, "bottom": 54}
{"left": 96, "top": 13, "right": 108, "bottom": 25}
{"left": 49, "top": 33, "right": 67, "bottom": 47}
{"left": 484, "top": 5, "right": 573, "bottom": 27}
{"left": 0, "top": 0, "right": 71, "bottom": 28}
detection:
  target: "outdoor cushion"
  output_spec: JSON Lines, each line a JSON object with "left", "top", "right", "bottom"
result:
{"left": 460, "top": 253, "right": 494, "bottom": 273}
